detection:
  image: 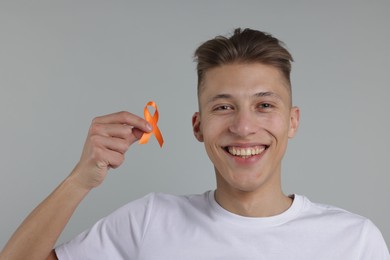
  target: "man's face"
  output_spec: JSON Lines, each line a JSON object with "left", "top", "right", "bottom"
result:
{"left": 192, "top": 63, "right": 299, "bottom": 193}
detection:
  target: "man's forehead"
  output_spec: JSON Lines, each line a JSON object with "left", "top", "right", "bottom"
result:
{"left": 199, "top": 63, "right": 291, "bottom": 94}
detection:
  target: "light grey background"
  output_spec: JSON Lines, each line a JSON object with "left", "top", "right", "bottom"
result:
{"left": 1, "top": 0, "right": 389, "bottom": 249}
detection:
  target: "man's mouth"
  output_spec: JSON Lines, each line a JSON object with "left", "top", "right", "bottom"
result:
{"left": 224, "top": 145, "right": 268, "bottom": 159}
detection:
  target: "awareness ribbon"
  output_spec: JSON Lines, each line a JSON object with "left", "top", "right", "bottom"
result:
{"left": 138, "top": 101, "right": 164, "bottom": 147}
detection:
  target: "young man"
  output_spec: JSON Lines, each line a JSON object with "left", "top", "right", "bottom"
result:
{"left": 1, "top": 28, "right": 389, "bottom": 260}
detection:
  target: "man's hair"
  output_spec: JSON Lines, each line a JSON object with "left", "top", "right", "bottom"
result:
{"left": 194, "top": 28, "right": 293, "bottom": 94}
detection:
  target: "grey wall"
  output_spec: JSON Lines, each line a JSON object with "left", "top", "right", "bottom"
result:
{"left": 1, "top": 0, "right": 389, "bottom": 248}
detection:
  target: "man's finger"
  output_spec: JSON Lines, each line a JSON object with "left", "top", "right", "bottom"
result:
{"left": 92, "top": 111, "right": 152, "bottom": 133}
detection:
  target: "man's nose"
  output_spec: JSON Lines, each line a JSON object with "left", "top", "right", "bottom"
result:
{"left": 228, "top": 110, "right": 258, "bottom": 137}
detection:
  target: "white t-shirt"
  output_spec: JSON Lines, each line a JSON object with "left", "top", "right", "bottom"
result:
{"left": 55, "top": 191, "right": 390, "bottom": 259}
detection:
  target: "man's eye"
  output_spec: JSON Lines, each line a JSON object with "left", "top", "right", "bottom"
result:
{"left": 214, "top": 105, "right": 232, "bottom": 111}
{"left": 259, "top": 103, "right": 272, "bottom": 109}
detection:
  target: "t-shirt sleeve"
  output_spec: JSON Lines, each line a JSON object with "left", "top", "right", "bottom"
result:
{"left": 55, "top": 193, "right": 155, "bottom": 260}
{"left": 359, "top": 219, "right": 390, "bottom": 260}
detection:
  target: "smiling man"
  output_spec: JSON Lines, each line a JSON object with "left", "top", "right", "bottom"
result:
{"left": 192, "top": 62, "right": 299, "bottom": 218}
{"left": 1, "top": 28, "right": 389, "bottom": 260}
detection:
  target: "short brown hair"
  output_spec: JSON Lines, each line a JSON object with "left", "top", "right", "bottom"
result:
{"left": 194, "top": 28, "right": 293, "bottom": 94}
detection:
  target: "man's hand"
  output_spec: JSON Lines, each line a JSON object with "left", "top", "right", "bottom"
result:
{"left": 70, "top": 111, "right": 152, "bottom": 190}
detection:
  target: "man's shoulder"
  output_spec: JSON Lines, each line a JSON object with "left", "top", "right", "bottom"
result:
{"left": 297, "top": 194, "right": 370, "bottom": 228}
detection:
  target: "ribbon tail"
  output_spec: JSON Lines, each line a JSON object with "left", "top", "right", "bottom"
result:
{"left": 139, "top": 132, "right": 152, "bottom": 144}
{"left": 154, "top": 128, "right": 164, "bottom": 147}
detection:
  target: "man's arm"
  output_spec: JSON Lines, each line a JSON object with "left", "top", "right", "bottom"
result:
{"left": 0, "top": 111, "right": 152, "bottom": 260}
{"left": 0, "top": 174, "right": 89, "bottom": 260}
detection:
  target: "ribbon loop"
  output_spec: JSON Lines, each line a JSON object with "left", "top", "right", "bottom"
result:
{"left": 139, "top": 101, "right": 164, "bottom": 147}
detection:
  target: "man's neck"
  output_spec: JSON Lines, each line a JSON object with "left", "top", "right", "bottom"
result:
{"left": 214, "top": 186, "right": 292, "bottom": 218}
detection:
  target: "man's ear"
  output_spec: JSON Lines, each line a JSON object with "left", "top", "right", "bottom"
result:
{"left": 288, "top": 106, "right": 300, "bottom": 138}
{"left": 192, "top": 112, "right": 204, "bottom": 142}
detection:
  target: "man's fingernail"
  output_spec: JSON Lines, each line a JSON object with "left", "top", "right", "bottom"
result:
{"left": 146, "top": 123, "right": 152, "bottom": 131}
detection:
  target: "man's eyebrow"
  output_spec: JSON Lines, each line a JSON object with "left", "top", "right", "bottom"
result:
{"left": 207, "top": 92, "right": 282, "bottom": 104}
{"left": 207, "top": 94, "right": 232, "bottom": 104}
{"left": 254, "top": 91, "right": 282, "bottom": 100}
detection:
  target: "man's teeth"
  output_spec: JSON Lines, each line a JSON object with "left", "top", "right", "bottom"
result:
{"left": 227, "top": 146, "right": 265, "bottom": 158}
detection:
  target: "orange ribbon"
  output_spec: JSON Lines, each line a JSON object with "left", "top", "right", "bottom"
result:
{"left": 139, "top": 101, "right": 164, "bottom": 147}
